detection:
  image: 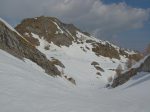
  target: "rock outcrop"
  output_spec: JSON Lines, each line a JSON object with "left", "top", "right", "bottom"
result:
{"left": 0, "top": 18, "right": 60, "bottom": 76}
{"left": 111, "top": 55, "right": 150, "bottom": 88}
{"left": 92, "top": 42, "right": 120, "bottom": 59}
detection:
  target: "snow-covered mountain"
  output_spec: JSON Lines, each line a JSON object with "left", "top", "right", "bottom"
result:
{"left": 15, "top": 16, "right": 142, "bottom": 86}
{"left": 0, "top": 17, "right": 150, "bottom": 112}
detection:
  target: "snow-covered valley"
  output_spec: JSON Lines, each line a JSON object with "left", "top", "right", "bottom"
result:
{"left": 0, "top": 49, "right": 150, "bottom": 112}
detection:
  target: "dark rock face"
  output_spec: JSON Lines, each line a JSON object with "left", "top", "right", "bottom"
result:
{"left": 0, "top": 20, "right": 60, "bottom": 76}
{"left": 96, "top": 72, "right": 101, "bottom": 76}
{"left": 141, "top": 56, "right": 150, "bottom": 72}
{"left": 91, "top": 61, "right": 104, "bottom": 72}
{"left": 51, "top": 58, "right": 65, "bottom": 68}
{"left": 111, "top": 68, "right": 138, "bottom": 88}
{"left": 88, "top": 40, "right": 142, "bottom": 60}
{"left": 95, "top": 66, "right": 104, "bottom": 72}
{"left": 62, "top": 23, "right": 80, "bottom": 37}
{"left": 111, "top": 55, "right": 150, "bottom": 88}
{"left": 128, "top": 53, "right": 143, "bottom": 62}
{"left": 119, "top": 48, "right": 143, "bottom": 62}
{"left": 92, "top": 42, "right": 120, "bottom": 59}
{"left": 68, "top": 77, "right": 76, "bottom": 85}
{"left": 64, "top": 75, "right": 76, "bottom": 85}
{"left": 86, "top": 39, "right": 95, "bottom": 43}
{"left": 91, "top": 61, "right": 99, "bottom": 66}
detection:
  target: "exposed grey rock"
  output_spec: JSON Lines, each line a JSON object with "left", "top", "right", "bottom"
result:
{"left": 94, "top": 66, "right": 104, "bottom": 72}
{"left": 141, "top": 56, "right": 150, "bottom": 72}
{"left": 96, "top": 72, "right": 101, "bottom": 76}
{"left": 68, "top": 77, "right": 76, "bottom": 85}
{"left": 51, "top": 58, "right": 65, "bottom": 68}
{"left": 0, "top": 20, "right": 60, "bottom": 76}
{"left": 111, "top": 55, "right": 150, "bottom": 88}
{"left": 92, "top": 42, "right": 120, "bottom": 59}
{"left": 91, "top": 61, "right": 99, "bottom": 66}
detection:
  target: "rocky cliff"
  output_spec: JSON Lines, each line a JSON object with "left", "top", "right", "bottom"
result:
{"left": 111, "top": 55, "right": 150, "bottom": 88}
{"left": 0, "top": 18, "right": 60, "bottom": 76}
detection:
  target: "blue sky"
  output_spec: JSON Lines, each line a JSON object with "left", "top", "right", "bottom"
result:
{"left": 101, "top": 0, "right": 150, "bottom": 51}
{"left": 0, "top": 0, "right": 150, "bottom": 52}
{"left": 102, "top": 0, "right": 150, "bottom": 9}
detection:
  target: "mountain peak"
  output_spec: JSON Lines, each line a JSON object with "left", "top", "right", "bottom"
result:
{"left": 15, "top": 16, "right": 83, "bottom": 47}
{"left": 15, "top": 16, "right": 142, "bottom": 61}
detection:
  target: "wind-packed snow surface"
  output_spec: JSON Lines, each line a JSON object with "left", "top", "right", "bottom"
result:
{"left": 0, "top": 49, "right": 150, "bottom": 112}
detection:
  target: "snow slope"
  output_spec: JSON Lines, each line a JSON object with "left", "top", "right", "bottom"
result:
{"left": 0, "top": 49, "right": 150, "bottom": 112}
{"left": 30, "top": 32, "right": 128, "bottom": 88}
{"left": 14, "top": 16, "right": 140, "bottom": 87}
